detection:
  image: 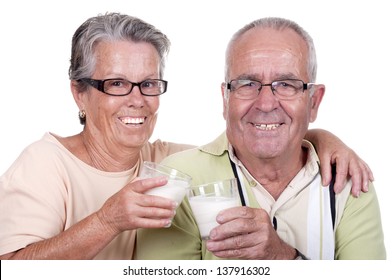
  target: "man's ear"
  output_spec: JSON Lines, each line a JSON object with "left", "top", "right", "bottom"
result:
{"left": 221, "top": 82, "right": 229, "bottom": 120}
{"left": 309, "top": 84, "right": 325, "bottom": 122}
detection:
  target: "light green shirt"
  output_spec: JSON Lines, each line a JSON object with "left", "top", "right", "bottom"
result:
{"left": 135, "top": 132, "right": 386, "bottom": 260}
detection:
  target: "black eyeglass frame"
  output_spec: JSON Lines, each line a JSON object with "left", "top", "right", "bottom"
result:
{"left": 79, "top": 78, "right": 168, "bottom": 96}
{"left": 226, "top": 78, "right": 315, "bottom": 99}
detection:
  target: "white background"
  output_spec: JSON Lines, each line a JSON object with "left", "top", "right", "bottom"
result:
{"left": 0, "top": 0, "right": 390, "bottom": 262}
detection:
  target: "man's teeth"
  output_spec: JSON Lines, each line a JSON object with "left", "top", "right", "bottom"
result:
{"left": 254, "top": 123, "right": 280, "bottom": 130}
{"left": 121, "top": 117, "right": 145, "bottom": 124}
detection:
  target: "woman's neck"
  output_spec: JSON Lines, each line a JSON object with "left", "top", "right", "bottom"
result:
{"left": 56, "top": 132, "right": 141, "bottom": 172}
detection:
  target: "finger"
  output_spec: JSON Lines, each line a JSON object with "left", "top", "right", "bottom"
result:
{"left": 208, "top": 248, "right": 242, "bottom": 259}
{"left": 124, "top": 201, "right": 176, "bottom": 229}
{"left": 319, "top": 154, "right": 332, "bottom": 187}
{"left": 365, "top": 162, "right": 375, "bottom": 182}
{"left": 347, "top": 170, "right": 361, "bottom": 198}
{"left": 136, "top": 192, "right": 178, "bottom": 210}
{"left": 354, "top": 160, "right": 373, "bottom": 193}
{"left": 216, "top": 206, "right": 257, "bottom": 224}
{"left": 130, "top": 217, "right": 173, "bottom": 229}
{"left": 332, "top": 158, "right": 349, "bottom": 194}
{"left": 133, "top": 204, "right": 176, "bottom": 220}
{"left": 130, "top": 176, "right": 168, "bottom": 193}
{"left": 207, "top": 231, "right": 258, "bottom": 252}
{"left": 209, "top": 220, "right": 247, "bottom": 241}
{"left": 208, "top": 246, "right": 258, "bottom": 260}
{"left": 359, "top": 162, "right": 370, "bottom": 193}
{"left": 98, "top": 194, "right": 175, "bottom": 232}
{"left": 207, "top": 231, "right": 267, "bottom": 259}
{"left": 212, "top": 208, "right": 268, "bottom": 240}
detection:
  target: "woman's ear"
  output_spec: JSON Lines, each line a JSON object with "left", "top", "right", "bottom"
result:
{"left": 70, "top": 80, "right": 85, "bottom": 111}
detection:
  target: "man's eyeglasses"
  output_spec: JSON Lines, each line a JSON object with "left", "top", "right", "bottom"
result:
{"left": 79, "top": 78, "right": 168, "bottom": 96}
{"left": 226, "top": 79, "right": 314, "bottom": 100}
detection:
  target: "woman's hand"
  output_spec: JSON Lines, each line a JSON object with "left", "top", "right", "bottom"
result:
{"left": 97, "top": 177, "right": 177, "bottom": 235}
{"left": 306, "top": 129, "right": 374, "bottom": 197}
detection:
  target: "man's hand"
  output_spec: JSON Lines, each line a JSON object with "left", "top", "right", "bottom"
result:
{"left": 206, "top": 207, "right": 296, "bottom": 260}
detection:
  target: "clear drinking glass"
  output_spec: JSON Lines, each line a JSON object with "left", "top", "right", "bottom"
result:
{"left": 139, "top": 161, "right": 192, "bottom": 206}
{"left": 187, "top": 178, "right": 240, "bottom": 239}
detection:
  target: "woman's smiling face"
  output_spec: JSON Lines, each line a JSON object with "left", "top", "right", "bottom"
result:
{"left": 79, "top": 40, "right": 162, "bottom": 151}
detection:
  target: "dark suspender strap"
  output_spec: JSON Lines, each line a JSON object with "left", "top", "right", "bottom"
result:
{"left": 329, "top": 164, "right": 336, "bottom": 229}
{"left": 272, "top": 216, "right": 278, "bottom": 230}
{"left": 228, "top": 155, "right": 246, "bottom": 206}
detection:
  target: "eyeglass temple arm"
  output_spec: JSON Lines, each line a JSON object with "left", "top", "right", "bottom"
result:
{"left": 304, "top": 82, "right": 316, "bottom": 90}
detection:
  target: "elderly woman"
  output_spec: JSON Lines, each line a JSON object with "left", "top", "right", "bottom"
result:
{"left": 0, "top": 13, "right": 371, "bottom": 260}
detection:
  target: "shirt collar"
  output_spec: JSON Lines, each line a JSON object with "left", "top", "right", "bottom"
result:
{"left": 198, "top": 131, "right": 229, "bottom": 156}
{"left": 199, "top": 132, "right": 321, "bottom": 187}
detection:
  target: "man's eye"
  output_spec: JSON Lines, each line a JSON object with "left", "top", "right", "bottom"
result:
{"left": 276, "top": 81, "right": 296, "bottom": 88}
{"left": 277, "top": 82, "right": 288, "bottom": 88}
{"left": 239, "top": 80, "right": 258, "bottom": 88}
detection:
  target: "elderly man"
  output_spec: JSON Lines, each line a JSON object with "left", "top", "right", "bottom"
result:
{"left": 134, "top": 17, "right": 385, "bottom": 260}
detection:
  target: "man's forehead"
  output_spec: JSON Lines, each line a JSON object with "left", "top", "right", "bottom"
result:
{"left": 233, "top": 27, "right": 307, "bottom": 53}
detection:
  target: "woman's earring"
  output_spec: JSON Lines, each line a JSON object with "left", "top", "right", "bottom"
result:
{"left": 79, "top": 110, "right": 86, "bottom": 119}
{"left": 78, "top": 110, "right": 86, "bottom": 125}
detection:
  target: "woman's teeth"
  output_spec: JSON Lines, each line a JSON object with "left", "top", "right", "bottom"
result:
{"left": 120, "top": 117, "right": 145, "bottom": 125}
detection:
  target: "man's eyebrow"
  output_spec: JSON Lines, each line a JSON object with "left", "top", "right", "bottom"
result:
{"left": 233, "top": 74, "right": 260, "bottom": 81}
{"left": 232, "top": 73, "right": 300, "bottom": 82}
{"left": 274, "top": 73, "right": 300, "bottom": 80}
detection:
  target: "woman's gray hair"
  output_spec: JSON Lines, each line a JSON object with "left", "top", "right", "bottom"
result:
{"left": 224, "top": 17, "right": 317, "bottom": 83}
{"left": 69, "top": 12, "right": 170, "bottom": 88}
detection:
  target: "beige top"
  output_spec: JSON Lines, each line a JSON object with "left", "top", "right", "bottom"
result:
{"left": 0, "top": 132, "right": 191, "bottom": 259}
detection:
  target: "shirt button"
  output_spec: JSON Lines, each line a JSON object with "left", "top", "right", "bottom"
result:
{"left": 250, "top": 181, "right": 257, "bottom": 187}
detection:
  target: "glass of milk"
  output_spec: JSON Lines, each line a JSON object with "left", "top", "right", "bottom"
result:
{"left": 140, "top": 161, "right": 192, "bottom": 206}
{"left": 187, "top": 178, "right": 240, "bottom": 239}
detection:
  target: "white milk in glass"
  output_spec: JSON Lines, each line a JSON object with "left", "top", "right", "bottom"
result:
{"left": 189, "top": 196, "right": 238, "bottom": 239}
{"left": 145, "top": 179, "right": 189, "bottom": 204}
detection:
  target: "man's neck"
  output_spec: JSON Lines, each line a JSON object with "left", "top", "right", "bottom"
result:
{"left": 236, "top": 147, "right": 308, "bottom": 200}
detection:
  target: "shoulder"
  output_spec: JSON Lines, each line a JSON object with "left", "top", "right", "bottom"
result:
{"left": 342, "top": 182, "right": 381, "bottom": 213}
{"left": 336, "top": 181, "right": 383, "bottom": 234}
{"left": 141, "top": 139, "right": 194, "bottom": 163}
{"left": 160, "top": 147, "right": 205, "bottom": 173}
{"left": 24, "top": 133, "right": 65, "bottom": 154}
{"left": 162, "top": 132, "right": 229, "bottom": 165}
{"left": 11, "top": 133, "right": 67, "bottom": 162}
{"left": 1, "top": 133, "right": 74, "bottom": 181}
{"left": 161, "top": 148, "right": 233, "bottom": 186}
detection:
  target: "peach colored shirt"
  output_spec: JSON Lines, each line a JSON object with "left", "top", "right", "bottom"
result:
{"left": 0, "top": 132, "right": 192, "bottom": 259}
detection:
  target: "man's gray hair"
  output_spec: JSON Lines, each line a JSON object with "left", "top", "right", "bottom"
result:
{"left": 224, "top": 17, "right": 317, "bottom": 83}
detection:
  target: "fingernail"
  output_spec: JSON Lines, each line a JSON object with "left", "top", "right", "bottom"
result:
{"left": 164, "top": 220, "right": 172, "bottom": 228}
{"left": 364, "top": 182, "right": 369, "bottom": 192}
{"left": 156, "top": 176, "right": 168, "bottom": 183}
{"left": 216, "top": 214, "right": 224, "bottom": 223}
{"left": 206, "top": 241, "right": 215, "bottom": 251}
